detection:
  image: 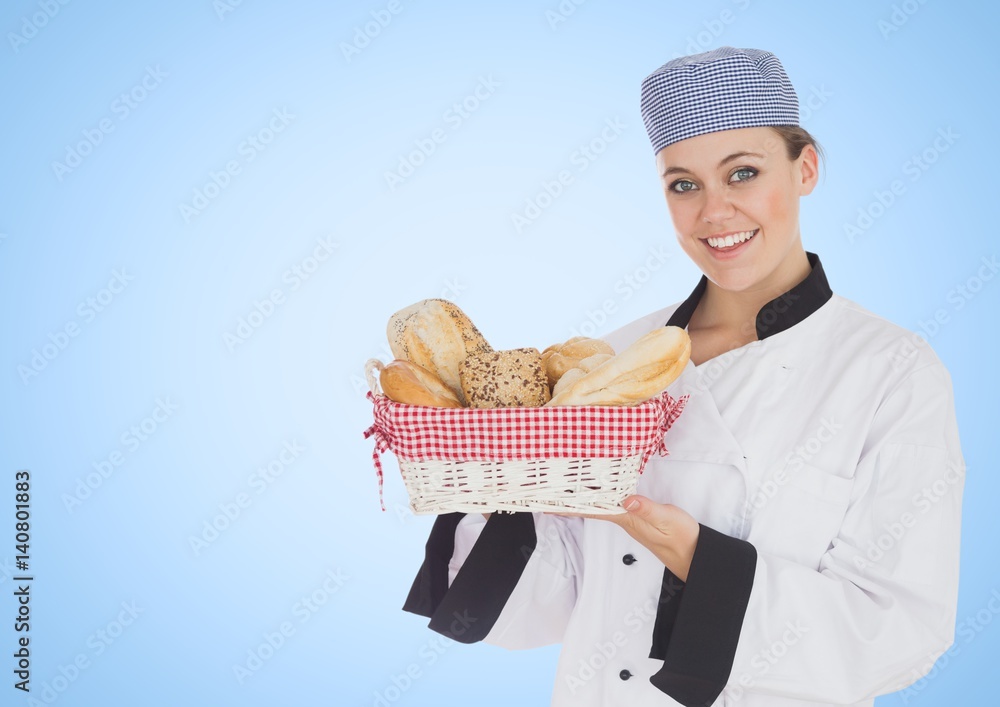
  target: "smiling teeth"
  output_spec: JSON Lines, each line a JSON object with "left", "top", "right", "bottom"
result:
{"left": 707, "top": 230, "right": 756, "bottom": 249}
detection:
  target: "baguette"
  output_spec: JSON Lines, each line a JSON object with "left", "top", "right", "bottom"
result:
{"left": 546, "top": 326, "right": 690, "bottom": 407}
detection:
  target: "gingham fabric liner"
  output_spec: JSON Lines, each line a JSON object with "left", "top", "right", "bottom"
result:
{"left": 363, "top": 390, "right": 688, "bottom": 511}
{"left": 640, "top": 46, "right": 799, "bottom": 154}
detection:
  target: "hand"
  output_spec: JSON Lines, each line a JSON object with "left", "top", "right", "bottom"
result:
{"left": 552, "top": 495, "right": 700, "bottom": 582}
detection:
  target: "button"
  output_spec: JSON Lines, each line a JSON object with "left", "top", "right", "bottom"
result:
{"left": 622, "top": 554, "right": 636, "bottom": 566}
{"left": 619, "top": 669, "right": 632, "bottom": 681}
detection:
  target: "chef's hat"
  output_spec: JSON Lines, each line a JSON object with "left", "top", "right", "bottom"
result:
{"left": 640, "top": 46, "right": 799, "bottom": 155}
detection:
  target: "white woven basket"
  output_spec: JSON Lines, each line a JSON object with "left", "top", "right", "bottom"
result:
{"left": 398, "top": 455, "right": 643, "bottom": 515}
{"left": 365, "top": 359, "right": 676, "bottom": 515}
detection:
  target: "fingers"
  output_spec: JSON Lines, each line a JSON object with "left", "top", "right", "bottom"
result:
{"left": 543, "top": 508, "right": 629, "bottom": 523}
{"left": 543, "top": 495, "right": 672, "bottom": 522}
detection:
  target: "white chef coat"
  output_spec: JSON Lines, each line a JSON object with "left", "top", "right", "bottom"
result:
{"left": 401, "top": 253, "right": 965, "bottom": 706}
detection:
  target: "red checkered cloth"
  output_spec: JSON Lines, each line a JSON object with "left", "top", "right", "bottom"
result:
{"left": 362, "top": 390, "right": 688, "bottom": 510}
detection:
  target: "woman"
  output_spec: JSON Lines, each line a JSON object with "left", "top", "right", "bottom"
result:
{"left": 402, "top": 47, "right": 965, "bottom": 706}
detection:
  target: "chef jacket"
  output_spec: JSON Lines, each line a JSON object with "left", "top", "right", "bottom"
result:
{"left": 401, "top": 252, "right": 965, "bottom": 706}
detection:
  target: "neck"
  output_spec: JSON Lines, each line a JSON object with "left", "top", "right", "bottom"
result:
{"left": 694, "top": 246, "right": 812, "bottom": 334}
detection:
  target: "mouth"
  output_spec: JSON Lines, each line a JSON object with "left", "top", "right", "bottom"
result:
{"left": 701, "top": 229, "right": 758, "bottom": 258}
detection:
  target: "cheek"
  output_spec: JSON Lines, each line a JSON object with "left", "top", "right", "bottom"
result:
{"left": 768, "top": 187, "right": 799, "bottom": 225}
{"left": 673, "top": 227, "right": 703, "bottom": 262}
{"left": 766, "top": 189, "right": 787, "bottom": 221}
{"left": 665, "top": 198, "right": 698, "bottom": 232}
{"left": 741, "top": 186, "right": 794, "bottom": 227}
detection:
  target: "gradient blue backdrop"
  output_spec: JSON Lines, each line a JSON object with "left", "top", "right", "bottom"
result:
{"left": 1, "top": 1, "right": 996, "bottom": 705}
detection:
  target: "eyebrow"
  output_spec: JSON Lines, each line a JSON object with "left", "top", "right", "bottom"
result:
{"left": 660, "top": 151, "right": 766, "bottom": 178}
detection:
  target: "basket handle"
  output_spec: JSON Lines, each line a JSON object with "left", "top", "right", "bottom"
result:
{"left": 364, "top": 359, "right": 389, "bottom": 512}
{"left": 364, "top": 358, "right": 384, "bottom": 396}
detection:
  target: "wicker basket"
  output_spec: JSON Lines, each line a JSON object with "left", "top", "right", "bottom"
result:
{"left": 363, "top": 360, "right": 687, "bottom": 515}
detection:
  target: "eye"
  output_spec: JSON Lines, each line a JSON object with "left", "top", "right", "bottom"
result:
{"left": 669, "top": 179, "right": 697, "bottom": 193}
{"left": 730, "top": 167, "right": 758, "bottom": 183}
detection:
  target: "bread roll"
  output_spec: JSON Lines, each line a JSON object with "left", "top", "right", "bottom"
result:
{"left": 460, "top": 348, "right": 551, "bottom": 409}
{"left": 541, "top": 336, "right": 615, "bottom": 389}
{"left": 546, "top": 326, "right": 691, "bottom": 407}
{"left": 550, "top": 352, "right": 613, "bottom": 397}
{"left": 377, "top": 359, "right": 463, "bottom": 408}
{"left": 387, "top": 299, "right": 492, "bottom": 405}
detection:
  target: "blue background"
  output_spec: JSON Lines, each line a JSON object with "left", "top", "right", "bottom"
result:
{"left": 1, "top": 1, "right": 996, "bottom": 705}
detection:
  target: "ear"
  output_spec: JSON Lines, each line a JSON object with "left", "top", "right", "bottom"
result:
{"left": 797, "top": 143, "right": 820, "bottom": 196}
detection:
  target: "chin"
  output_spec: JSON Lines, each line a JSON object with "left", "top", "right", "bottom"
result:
{"left": 701, "top": 262, "right": 760, "bottom": 292}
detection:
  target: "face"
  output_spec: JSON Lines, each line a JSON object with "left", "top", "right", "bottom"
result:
{"left": 654, "top": 127, "right": 818, "bottom": 295}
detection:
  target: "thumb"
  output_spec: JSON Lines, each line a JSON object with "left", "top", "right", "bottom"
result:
{"left": 622, "top": 494, "right": 655, "bottom": 517}
{"left": 622, "top": 494, "right": 678, "bottom": 535}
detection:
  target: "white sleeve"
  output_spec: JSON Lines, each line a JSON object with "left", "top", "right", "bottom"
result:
{"left": 647, "top": 362, "right": 966, "bottom": 705}
{"left": 730, "top": 447, "right": 962, "bottom": 702}
{"left": 448, "top": 514, "right": 487, "bottom": 587}
{"left": 481, "top": 512, "right": 584, "bottom": 649}
{"left": 402, "top": 509, "right": 584, "bottom": 649}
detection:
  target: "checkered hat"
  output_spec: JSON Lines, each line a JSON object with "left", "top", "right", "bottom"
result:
{"left": 640, "top": 47, "right": 799, "bottom": 155}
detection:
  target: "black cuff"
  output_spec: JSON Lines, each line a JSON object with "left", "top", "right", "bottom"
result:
{"left": 649, "top": 567, "right": 686, "bottom": 658}
{"left": 401, "top": 513, "right": 464, "bottom": 618}
{"left": 401, "top": 512, "right": 536, "bottom": 644}
{"left": 648, "top": 524, "right": 757, "bottom": 707}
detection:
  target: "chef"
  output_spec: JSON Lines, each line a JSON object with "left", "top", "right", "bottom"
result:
{"left": 401, "top": 47, "right": 965, "bottom": 706}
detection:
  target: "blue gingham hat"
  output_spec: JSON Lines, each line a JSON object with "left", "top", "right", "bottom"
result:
{"left": 640, "top": 47, "right": 799, "bottom": 155}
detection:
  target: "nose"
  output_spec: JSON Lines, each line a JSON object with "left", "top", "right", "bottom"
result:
{"left": 700, "top": 185, "right": 736, "bottom": 224}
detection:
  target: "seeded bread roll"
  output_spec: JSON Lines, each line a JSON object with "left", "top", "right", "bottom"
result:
{"left": 541, "top": 337, "right": 616, "bottom": 389}
{"left": 460, "top": 348, "right": 551, "bottom": 409}
{"left": 387, "top": 299, "right": 492, "bottom": 405}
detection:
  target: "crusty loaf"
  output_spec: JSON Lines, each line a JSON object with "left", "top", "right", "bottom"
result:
{"left": 387, "top": 299, "right": 492, "bottom": 405}
{"left": 378, "top": 359, "right": 463, "bottom": 408}
{"left": 460, "top": 348, "right": 551, "bottom": 409}
{"left": 541, "top": 336, "right": 615, "bottom": 389}
{"left": 546, "top": 326, "right": 690, "bottom": 406}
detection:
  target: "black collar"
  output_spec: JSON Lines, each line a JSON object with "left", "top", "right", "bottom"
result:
{"left": 665, "top": 251, "right": 833, "bottom": 340}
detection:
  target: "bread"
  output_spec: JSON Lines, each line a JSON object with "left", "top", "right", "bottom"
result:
{"left": 550, "top": 353, "right": 614, "bottom": 397}
{"left": 459, "top": 348, "right": 551, "bottom": 409}
{"left": 376, "top": 359, "right": 463, "bottom": 408}
{"left": 546, "top": 326, "right": 691, "bottom": 407}
{"left": 387, "top": 299, "right": 492, "bottom": 405}
{"left": 541, "top": 336, "right": 615, "bottom": 389}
